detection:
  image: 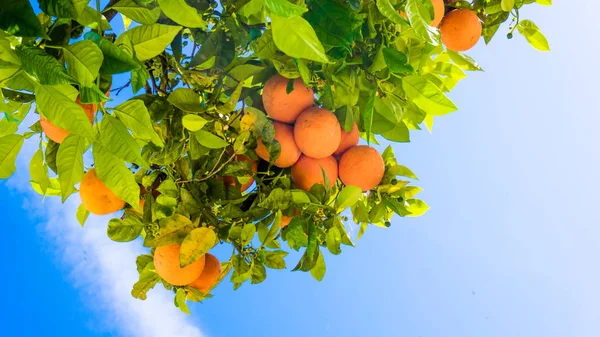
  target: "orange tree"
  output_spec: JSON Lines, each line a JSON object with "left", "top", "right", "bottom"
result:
{"left": 0, "top": 0, "right": 550, "bottom": 313}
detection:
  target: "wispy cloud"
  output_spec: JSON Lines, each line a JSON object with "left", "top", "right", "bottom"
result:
{"left": 9, "top": 120, "right": 205, "bottom": 337}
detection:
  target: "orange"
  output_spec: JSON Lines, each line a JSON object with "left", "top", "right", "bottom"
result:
{"left": 339, "top": 146, "right": 385, "bottom": 192}
{"left": 222, "top": 155, "right": 257, "bottom": 192}
{"left": 280, "top": 215, "right": 294, "bottom": 228}
{"left": 333, "top": 122, "right": 360, "bottom": 156}
{"left": 291, "top": 155, "right": 338, "bottom": 191}
{"left": 400, "top": 0, "right": 445, "bottom": 27}
{"left": 440, "top": 9, "right": 482, "bottom": 51}
{"left": 262, "top": 74, "right": 314, "bottom": 124}
{"left": 154, "top": 244, "right": 206, "bottom": 286}
{"left": 294, "top": 107, "right": 341, "bottom": 159}
{"left": 41, "top": 96, "right": 96, "bottom": 144}
{"left": 189, "top": 253, "right": 221, "bottom": 293}
{"left": 256, "top": 122, "right": 301, "bottom": 168}
{"left": 80, "top": 169, "right": 126, "bottom": 215}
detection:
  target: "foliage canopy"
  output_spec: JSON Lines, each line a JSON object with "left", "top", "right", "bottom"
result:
{"left": 0, "top": 0, "right": 550, "bottom": 312}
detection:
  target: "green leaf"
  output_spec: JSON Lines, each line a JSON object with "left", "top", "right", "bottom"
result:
{"left": 241, "top": 223, "right": 257, "bottom": 245}
{"left": 309, "top": 250, "right": 326, "bottom": 281}
{"left": 115, "top": 24, "right": 182, "bottom": 61}
{"left": 264, "top": 250, "right": 288, "bottom": 269}
{"left": 326, "top": 227, "right": 342, "bottom": 255}
{"left": 0, "top": 0, "right": 43, "bottom": 37}
{"left": 446, "top": 51, "right": 483, "bottom": 71}
{"left": 405, "top": 198, "right": 430, "bottom": 217}
{"left": 31, "top": 177, "right": 61, "bottom": 196}
{"left": 111, "top": 0, "right": 161, "bottom": 24}
{"left": 194, "top": 130, "right": 228, "bottom": 149}
{"left": 45, "top": 140, "right": 59, "bottom": 174}
{"left": 36, "top": 84, "right": 95, "bottom": 139}
{"left": 145, "top": 214, "right": 195, "bottom": 247}
{"left": 175, "top": 288, "right": 191, "bottom": 314}
{"left": 517, "top": 20, "right": 550, "bottom": 52}
{"left": 57, "top": 134, "right": 87, "bottom": 202}
{"left": 334, "top": 186, "right": 363, "bottom": 212}
{"left": 76, "top": 203, "right": 89, "bottom": 226}
{"left": 363, "top": 88, "right": 376, "bottom": 143}
{"left": 382, "top": 48, "right": 414, "bottom": 73}
{"left": 265, "top": 0, "right": 307, "bottom": 18}
{"left": 405, "top": 0, "right": 439, "bottom": 45}
{"left": 113, "top": 100, "right": 163, "bottom": 147}
{"left": 16, "top": 46, "right": 74, "bottom": 85}
{"left": 99, "top": 114, "right": 148, "bottom": 167}
{"left": 29, "top": 148, "right": 49, "bottom": 195}
{"left": 158, "top": 0, "right": 207, "bottom": 28}
{"left": 251, "top": 261, "right": 267, "bottom": 284}
{"left": 167, "top": 88, "right": 204, "bottom": 113}
{"left": 182, "top": 115, "right": 208, "bottom": 132}
{"left": 388, "top": 165, "right": 418, "bottom": 179}
{"left": 0, "top": 39, "right": 21, "bottom": 82}
{"left": 501, "top": 0, "right": 515, "bottom": 11}
{"left": 84, "top": 32, "right": 140, "bottom": 74}
{"left": 74, "top": 6, "right": 111, "bottom": 31}
{"left": 305, "top": 0, "right": 362, "bottom": 48}
{"left": 63, "top": 40, "right": 104, "bottom": 87}
{"left": 270, "top": 14, "right": 329, "bottom": 63}
{"left": 376, "top": 0, "right": 408, "bottom": 25}
{"left": 179, "top": 227, "right": 216, "bottom": 268}
{"left": 402, "top": 76, "right": 457, "bottom": 116}
{"left": 536, "top": 0, "right": 552, "bottom": 5}
{"left": 38, "top": 0, "right": 77, "bottom": 18}
{"left": 131, "top": 262, "right": 160, "bottom": 300}
{"left": 92, "top": 142, "right": 140, "bottom": 211}
{"left": 292, "top": 220, "right": 318, "bottom": 271}
{"left": 107, "top": 215, "right": 144, "bottom": 242}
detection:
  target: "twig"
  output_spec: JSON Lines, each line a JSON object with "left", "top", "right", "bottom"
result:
{"left": 176, "top": 148, "right": 238, "bottom": 184}
{"left": 111, "top": 80, "right": 131, "bottom": 96}
{"left": 159, "top": 54, "right": 169, "bottom": 93}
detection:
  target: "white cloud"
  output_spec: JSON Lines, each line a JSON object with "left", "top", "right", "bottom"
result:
{"left": 9, "top": 119, "right": 206, "bottom": 337}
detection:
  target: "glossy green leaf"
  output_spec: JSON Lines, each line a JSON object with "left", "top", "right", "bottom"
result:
{"left": 310, "top": 250, "right": 326, "bottom": 281}
{"left": 402, "top": 76, "right": 457, "bottom": 116}
{"left": 76, "top": 203, "right": 89, "bottom": 226}
{"left": 108, "top": 215, "right": 144, "bottom": 242}
{"left": 16, "top": 46, "right": 74, "bottom": 85}
{"left": 0, "top": 0, "right": 43, "bottom": 37}
{"left": 501, "top": 0, "right": 515, "bottom": 11}
{"left": 57, "top": 134, "right": 87, "bottom": 202}
{"left": 144, "top": 214, "right": 195, "bottom": 247}
{"left": 38, "top": 0, "right": 76, "bottom": 18}
{"left": 111, "top": 0, "right": 161, "bottom": 24}
{"left": 29, "top": 149, "right": 49, "bottom": 195}
{"left": 382, "top": 48, "right": 414, "bottom": 73}
{"left": 326, "top": 227, "right": 342, "bottom": 255}
{"left": 158, "top": 0, "right": 207, "bottom": 28}
{"left": 405, "top": 198, "right": 430, "bottom": 217}
{"left": 270, "top": 14, "right": 329, "bottom": 63}
{"left": 131, "top": 262, "right": 160, "bottom": 300}
{"left": 92, "top": 142, "right": 140, "bottom": 212}
{"left": 405, "top": 0, "right": 439, "bottom": 45}
{"left": 179, "top": 227, "right": 217, "bottom": 268}
{"left": 376, "top": 0, "right": 409, "bottom": 25}
{"left": 84, "top": 32, "right": 140, "bottom": 74}
{"left": 0, "top": 39, "right": 21, "bottom": 82}
{"left": 447, "top": 51, "right": 483, "bottom": 71}
{"left": 194, "top": 130, "right": 228, "bottom": 149}
{"left": 264, "top": 250, "right": 287, "bottom": 269}
{"left": 167, "top": 88, "right": 204, "bottom": 113}
{"left": 113, "top": 100, "right": 163, "bottom": 147}
{"left": 63, "top": 40, "right": 104, "bottom": 87}
{"left": 175, "top": 288, "right": 191, "bottom": 314}
{"left": 115, "top": 24, "right": 182, "bottom": 61}
{"left": 334, "top": 186, "right": 363, "bottom": 212}
{"left": 265, "top": 0, "right": 307, "bottom": 18}
{"left": 517, "top": 20, "right": 550, "bottom": 51}
{"left": 182, "top": 115, "right": 208, "bottom": 132}
{"left": 99, "top": 114, "right": 149, "bottom": 167}
{"left": 36, "top": 84, "right": 94, "bottom": 139}
{"left": 74, "top": 6, "right": 112, "bottom": 30}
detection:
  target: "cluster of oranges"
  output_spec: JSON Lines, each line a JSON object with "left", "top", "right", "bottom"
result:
{"left": 402, "top": 0, "right": 483, "bottom": 52}
{"left": 154, "top": 245, "right": 222, "bottom": 294}
{"left": 260, "top": 74, "right": 386, "bottom": 194}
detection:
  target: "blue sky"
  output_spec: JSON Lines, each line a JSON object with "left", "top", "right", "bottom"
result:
{"left": 2, "top": 1, "right": 599, "bottom": 337}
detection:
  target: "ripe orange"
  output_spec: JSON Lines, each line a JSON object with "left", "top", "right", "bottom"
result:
{"left": 338, "top": 146, "right": 385, "bottom": 192}
{"left": 80, "top": 168, "right": 126, "bottom": 215}
{"left": 262, "top": 74, "right": 314, "bottom": 124}
{"left": 189, "top": 253, "right": 221, "bottom": 293}
{"left": 154, "top": 244, "right": 206, "bottom": 286}
{"left": 294, "top": 107, "right": 341, "bottom": 159}
{"left": 291, "top": 155, "right": 338, "bottom": 191}
{"left": 333, "top": 122, "right": 360, "bottom": 156}
{"left": 256, "top": 122, "right": 301, "bottom": 168}
{"left": 222, "top": 155, "right": 257, "bottom": 192}
{"left": 440, "top": 9, "right": 482, "bottom": 51}
{"left": 399, "top": 0, "right": 445, "bottom": 27}
{"left": 280, "top": 209, "right": 299, "bottom": 228}
{"left": 40, "top": 96, "right": 96, "bottom": 144}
